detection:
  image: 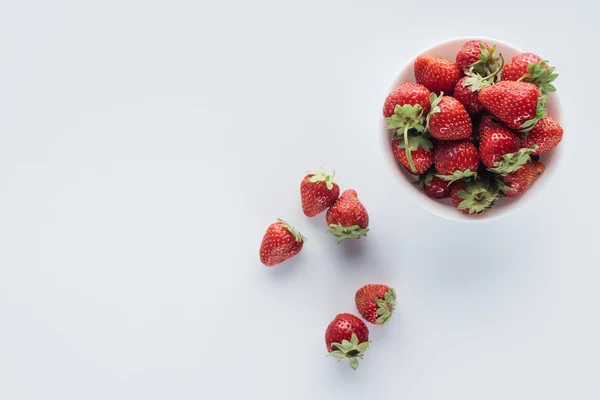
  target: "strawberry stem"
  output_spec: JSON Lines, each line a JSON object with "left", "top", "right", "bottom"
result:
{"left": 403, "top": 125, "right": 416, "bottom": 173}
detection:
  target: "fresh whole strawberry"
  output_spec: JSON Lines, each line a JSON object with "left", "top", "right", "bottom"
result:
{"left": 383, "top": 82, "right": 431, "bottom": 117}
{"left": 500, "top": 160, "right": 545, "bottom": 197}
{"left": 414, "top": 169, "right": 451, "bottom": 199}
{"left": 414, "top": 55, "right": 461, "bottom": 94}
{"left": 433, "top": 140, "right": 479, "bottom": 183}
{"left": 456, "top": 41, "right": 502, "bottom": 75}
{"left": 450, "top": 180, "right": 498, "bottom": 215}
{"left": 355, "top": 284, "right": 397, "bottom": 325}
{"left": 300, "top": 171, "right": 340, "bottom": 217}
{"left": 392, "top": 136, "right": 433, "bottom": 175}
{"left": 479, "top": 124, "right": 522, "bottom": 169}
{"left": 427, "top": 94, "right": 472, "bottom": 140}
{"left": 478, "top": 81, "right": 547, "bottom": 131}
{"left": 325, "top": 313, "right": 370, "bottom": 370}
{"left": 502, "top": 53, "right": 558, "bottom": 95}
{"left": 259, "top": 219, "right": 307, "bottom": 267}
{"left": 522, "top": 114, "right": 563, "bottom": 155}
{"left": 326, "top": 189, "right": 369, "bottom": 243}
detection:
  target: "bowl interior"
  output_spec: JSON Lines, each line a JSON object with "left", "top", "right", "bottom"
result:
{"left": 380, "top": 37, "right": 563, "bottom": 222}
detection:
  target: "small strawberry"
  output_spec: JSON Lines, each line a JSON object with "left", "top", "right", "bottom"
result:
{"left": 300, "top": 171, "right": 340, "bottom": 217}
{"left": 427, "top": 94, "right": 472, "bottom": 140}
{"left": 259, "top": 219, "right": 307, "bottom": 267}
{"left": 450, "top": 179, "right": 498, "bottom": 215}
{"left": 522, "top": 114, "right": 563, "bottom": 155}
{"left": 325, "top": 313, "right": 370, "bottom": 370}
{"left": 414, "top": 169, "right": 451, "bottom": 199}
{"left": 392, "top": 135, "right": 433, "bottom": 174}
{"left": 385, "top": 84, "right": 430, "bottom": 172}
{"left": 433, "top": 140, "right": 479, "bottom": 183}
{"left": 414, "top": 55, "right": 461, "bottom": 95}
{"left": 326, "top": 190, "right": 369, "bottom": 243}
{"left": 500, "top": 160, "right": 545, "bottom": 198}
{"left": 479, "top": 124, "right": 522, "bottom": 169}
{"left": 456, "top": 41, "right": 502, "bottom": 76}
{"left": 502, "top": 53, "right": 558, "bottom": 95}
{"left": 383, "top": 82, "right": 431, "bottom": 117}
{"left": 478, "top": 81, "right": 547, "bottom": 131}
{"left": 355, "top": 284, "right": 397, "bottom": 325}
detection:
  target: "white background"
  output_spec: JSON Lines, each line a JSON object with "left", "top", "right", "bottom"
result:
{"left": 1, "top": 1, "right": 599, "bottom": 399}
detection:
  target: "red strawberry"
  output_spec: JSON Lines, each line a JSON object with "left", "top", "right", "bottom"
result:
{"left": 478, "top": 81, "right": 546, "bottom": 131}
{"left": 300, "top": 171, "right": 340, "bottom": 217}
{"left": 355, "top": 284, "right": 397, "bottom": 325}
{"left": 392, "top": 135, "right": 433, "bottom": 174}
{"left": 500, "top": 160, "right": 545, "bottom": 198}
{"left": 433, "top": 140, "right": 479, "bottom": 183}
{"left": 383, "top": 82, "right": 431, "bottom": 118}
{"left": 325, "top": 313, "right": 370, "bottom": 370}
{"left": 479, "top": 115, "right": 502, "bottom": 135}
{"left": 479, "top": 124, "right": 522, "bottom": 169}
{"left": 414, "top": 55, "right": 461, "bottom": 94}
{"left": 414, "top": 169, "right": 451, "bottom": 199}
{"left": 450, "top": 180, "right": 497, "bottom": 215}
{"left": 259, "top": 219, "right": 306, "bottom": 267}
{"left": 456, "top": 41, "right": 503, "bottom": 75}
{"left": 502, "top": 53, "right": 557, "bottom": 95}
{"left": 326, "top": 190, "right": 369, "bottom": 243}
{"left": 522, "top": 114, "right": 563, "bottom": 155}
{"left": 454, "top": 76, "right": 485, "bottom": 114}
{"left": 427, "top": 94, "right": 472, "bottom": 140}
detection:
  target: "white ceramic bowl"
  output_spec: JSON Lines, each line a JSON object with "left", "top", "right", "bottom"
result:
{"left": 380, "top": 37, "right": 563, "bottom": 222}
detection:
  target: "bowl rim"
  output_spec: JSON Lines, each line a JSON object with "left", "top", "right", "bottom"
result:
{"left": 379, "top": 36, "right": 563, "bottom": 222}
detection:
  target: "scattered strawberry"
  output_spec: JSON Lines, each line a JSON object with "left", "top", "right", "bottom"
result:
{"left": 259, "top": 219, "right": 307, "bottom": 267}
{"left": 355, "top": 284, "right": 397, "bottom": 325}
{"left": 500, "top": 160, "right": 545, "bottom": 197}
{"left": 522, "top": 114, "right": 563, "bottom": 155}
{"left": 414, "top": 55, "right": 461, "bottom": 95}
{"left": 300, "top": 171, "right": 340, "bottom": 217}
{"left": 427, "top": 94, "right": 472, "bottom": 140}
{"left": 478, "top": 81, "right": 547, "bottom": 131}
{"left": 325, "top": 313, "right": 370, "bottom": 370}
{"left": 414, "top": 169, "right": 451, "bottom": 199}
{"left": 392, "top": 136, "right": 433, "bottom": 174}
{"left": 478, "top": 124, "right": 522, "bottom": 169}
{"left": 502, "top": 53, "right": 558, "bottom": 95}
{"left": 326, "top": 189, "right": 369, "bottom": 243}
{"left": 383, "top": 82, "right": 431, "bottom": 117}
{"left": 433, "top": 140, "right": 479, "bottom": 183}
{"left": 456, "top": 41, "right": 502, "bottom": 76}
{"left": 450, "top": 179, "right": 498, "bottom": 215}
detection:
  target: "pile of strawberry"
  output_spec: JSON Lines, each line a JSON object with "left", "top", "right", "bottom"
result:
{"left": 384, "top": 40, "right": 562, "bottom": 215}
{"left": 259, "top": 172, "right": 396, "bottom": 369}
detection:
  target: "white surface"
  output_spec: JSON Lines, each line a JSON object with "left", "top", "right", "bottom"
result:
{"left": 0, "top": 1, "right": 598, "bottom": 399}
{"left": 382, "top": 37, "right": 563, "bottom": 221}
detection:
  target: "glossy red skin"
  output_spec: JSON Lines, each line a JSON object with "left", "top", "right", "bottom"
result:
{"left": 454, "top": 77, "right": 485, "bottom": 114}
{"left": 522, "top": 114, "right": 563, "bottom": 155}
{"left": 501, "top": 160, "right": 545, "bottom": 197}
{"left": 502, "top": 53, "right": 544, "bottom": 81}
{"left": 479, "top": 125, "right": 522, "bottom": 168}
{"left": 450, "top": 181, "right": 470, "bottom": 214}
{"left": 391, "top": 138, "right": 433, "bottom": 175}
{"left": 479, "top": 115, "right": 502, "bottom": 135}
{"left": 325, "top": 313, "right": 370, "bottom": 351}
{"left": 433, "top": 140, "right": 480, "bottom": 175}
{"left": 428, "top": 96, "right": 472, "bottom": 140}
{"left": 456, "top": 40, "right": 490, "bottom": 72}
{"left": 383, "top": 82, "right": 431, "bottom": 117}
{"left": 300, "top": 175, "right": 340, "bottom": 217}
{"left": 414, "top": 55, "right": 461, "bottom": 95}
{"left": 423, "top": 175, "right": 451, "bottom": 199}
{"left": 478, "top": 81, "right": 542, "bottom": 130}
{"left": 355, "top": 284, "right": 390, "bottom": 324}
{"left": 326, "top": 189, "right": 369, "bottom": 229}
{"left": 259, "top": 222, "right": 304, "bottom": 267}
